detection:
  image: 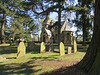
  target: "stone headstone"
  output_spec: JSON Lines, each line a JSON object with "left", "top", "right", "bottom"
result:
{"left": 40, "top": 42, "right": 45, "bottom": 53}
{"left": 28, "top": 42, "right": 35, "bottom": 50}
{"left": 59, "top": 42, "right": 65, "bottom": 56}
{"left": 74, "top": 37, "right": 77, "bottom": 53}
{"left": 68, "top": 47, "right": 72, "bottom": 54}
{"left": 17, "top": 42, "right": 26, "bottom": 58}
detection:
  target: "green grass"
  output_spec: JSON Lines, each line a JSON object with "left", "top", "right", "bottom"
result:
{"left": 60, "top": 52, "right": 85, "bottom": 60}
{"left": 0, "top": 44, "right": 10, "bottom": 46}
{"left": 0, "top": 43, "right": 87, "bottom": 75}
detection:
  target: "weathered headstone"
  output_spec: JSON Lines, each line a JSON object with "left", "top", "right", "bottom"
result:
{"left": 74, "top": 37, "right": 77, "bottom": 53}
{"left": 28, "top": 42, "right": 35, "bottom": 50}
{"left": 40, "top": 42, "right": 45, "bottom": 53}
{"left": 17, "top": 42, "right": 26, "bottom": 58}
{"left": 59, "top": 42, "right": 65, "bottom": 56}
{"left": 68, "top": 47, "right": 72, "bottom": 54}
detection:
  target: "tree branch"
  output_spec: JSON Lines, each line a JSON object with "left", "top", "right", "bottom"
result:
{"left": 32, "top": 5, "right": 58, "bottom": 15}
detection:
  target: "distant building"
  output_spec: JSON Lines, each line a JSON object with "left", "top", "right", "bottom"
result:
{"left": 40, "top": 20, "right": 74, "bottom": 44}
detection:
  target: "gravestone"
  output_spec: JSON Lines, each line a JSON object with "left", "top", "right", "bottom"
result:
{"left": 59, "top": 42, "right": 65, "bottom": 56}
{"left": 40, "top": 42, "right": 45, "bottom": 53}
{"left": 28, "top": 42, "right": 35, "bottom": 50}
{"left": 68, "top": 47, "right": 72, "bottom": 54}
{"left": 17, "top": 42, "right": 26, "bottom": 58}
{"left": 74, "top": 37, "right": 77, "bottom": 53}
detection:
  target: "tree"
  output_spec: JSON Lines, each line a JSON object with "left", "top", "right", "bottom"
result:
{"left": 0, "top": 0, "right": 26, "bottom": 43}
{"left": 7, "top": 14, "right": 38, "bottom": 43}
{"left": 0, "top": 0, "right": 39, "bottom": 43}
{"left": 78, "top": 0, "right": 100, "bottom": 74}
{"left": 0, "top": 0, "right": 7, "bottom": 43}
{"left": 73, "top": 0, "right": 94, "bottom": 45}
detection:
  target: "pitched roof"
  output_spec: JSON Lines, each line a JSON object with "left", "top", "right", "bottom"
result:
{"left": 63, "top": 21, "right": 72, "bottom": 31}
{"left": 51, "top": 20, "right": 72, "bottom": 32}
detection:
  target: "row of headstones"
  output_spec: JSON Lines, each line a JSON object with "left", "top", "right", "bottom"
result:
{"left": 16, "top": 38, "right": 77, "bottom": 58}
{"left": 41, "top": 40, "right": 77, "bottom": 56}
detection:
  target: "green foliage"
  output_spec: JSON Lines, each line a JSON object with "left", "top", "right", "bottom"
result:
{"left": 73, "top": 0, "right": 94, "bottom": 44}
{"left": 0, "top": 0, "right": 40, "bottom": 44}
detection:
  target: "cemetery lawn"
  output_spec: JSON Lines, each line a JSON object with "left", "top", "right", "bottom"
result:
{"left": 0, "top": 44, "right": 87, "bottom": 75}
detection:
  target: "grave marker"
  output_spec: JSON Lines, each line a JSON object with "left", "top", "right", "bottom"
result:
{"left": 28, "top": 42, "right": 35, "bottom": 50}
{"left": 40, "top": 42, "right": 45, "bottom": 53}
{"left": 68, "top": 47, "right": 72, "bottom": 54}
{"left": 17, "top": 42, "right": 26, "bottom": 58}
{"left": 74, "top": 37, "right": 77, "bottom": 53}
{"left": 60, "top": 42, "right": 65, "bottom": 56}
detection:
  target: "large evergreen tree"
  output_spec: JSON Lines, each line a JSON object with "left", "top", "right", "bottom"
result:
{"left": 73, "top": 0, "right": 94, "bottom": 45}
{"left": 0, "top": 0, "right": 25, "bottom": 43}
{"left": 0, "top": 0, "right": 38, "bottom": 43}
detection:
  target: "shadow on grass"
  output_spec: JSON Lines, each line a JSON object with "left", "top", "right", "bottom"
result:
{"left": 40, "top": 65, "right": 87, "bottom": 75}
{"left": 77, "top": 49, "right": 87, "bottom": 53}
{"left": 31, "top": 57, "right": 58, "bottom": 61}
{"left": 0, "top": 60, "right": 42, "bottom": 75}
{"left": 0, "top": 44, "right": 40, "bottom": 55}
{"left": 6, "top": 57, "right": 16, "bottom": 59}
{"left": 0, "top": 46, "right": 17, "bottom": 55}
{"left": 0, "top": 60, "right": 87, "bottom": 75}
{"left": 31, "top": 54, "right": 59, "bottom": 61}
{"left": 53, "top": 50, "right": 68, "bottom": 54}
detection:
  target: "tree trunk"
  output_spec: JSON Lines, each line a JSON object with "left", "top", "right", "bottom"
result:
{"left": 58, "top": 1, "right": 61, "bottom": 45}
{"left": 82, "top": 23, "right": 86, "bottom": 46}
{"left": 82, "top": 13, "right": 86, "bottom": 46}
{"left": 78, "top": 0, "right": 100, "bottom": 74}
{"left": 12, "top": 30, "right": 16, "bottom": 41}
{"left": 1, "top": 11, "right": 6, "bottom": 44}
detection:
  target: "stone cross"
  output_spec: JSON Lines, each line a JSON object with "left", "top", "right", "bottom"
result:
{"left": 59, "top": 42, "right": 65, "bottom": 56}
{"left": 40, "top": 42, "right": 45, "bottom": 53}
{"left": 17, "top": 42, "right": 26, "bottom": 58}
{"left": 74, "top": 37, "right": 77, "bottom": 53}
